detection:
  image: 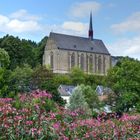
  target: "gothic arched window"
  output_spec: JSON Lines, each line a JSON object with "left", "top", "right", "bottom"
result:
{"left": 103, "top": 56, "right": 106, "bottom": 74}
{"left": 71, "top": 53, "right": 75, "bottom": 68}
{"left": 50, "top": 52, "right": 53, "bottom": 69}
{"left": 89, "top": 54, "right": 93, "bottom": 72}
{"left": 98, "top": 56, "right": 102, "bottom": 73}
{"left": 81, "top": 53, "right": 84, "bottom": 70}
{"left": 86, "top": 54, "right": 88, "bottom": 72}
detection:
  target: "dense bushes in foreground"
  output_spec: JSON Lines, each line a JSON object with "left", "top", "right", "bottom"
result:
{"left": 0, "top": 90, "right": 140, "bottom": 140}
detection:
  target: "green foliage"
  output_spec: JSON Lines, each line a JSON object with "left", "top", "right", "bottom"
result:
{"left": 36, "top": 36, "right": 48, "bottom": 64}
{"left": 0, "top": 34, "right": 43, "bottom": 69}
{"left": 53, "top": 74, "right": 72, "bottom": 87}
{"left": 106, "top": 57, "right": 140, "bottom": 112}
{"left": 80, "top": 84, "right": 101, "bottom": 110}
{"left": 21, "top": 39, "right": 38, "bottom": 67}
{"left": 31, "top": 65, "right": 53, "bottom": 89}
{"left": 41, "top": 80, "right": 65, "bottom": 106}
{"left": 85, "top": 74, "right": 106, "bottom": 87}
{"left": 0, "top": 68, "right": 12, "bottom": 97}
{"left": 43, "top": 98, "right": 57, "bottom": 112}
{"left": 0, "top": 35, "right": 25, "bottom": 69}
{"left": 115, "top": 92, "right": 140, "bottom": 112}
{"left": 70, "top": 67, "right": 85, "bottom": 85}
{"left": 68, "top": 86, "right": 91, "bottom": 115}
{"left": 9, "top": 64, "right": 33, "bottom": 94}
{"left": 0, "top": 48, "right": 10, "bottom": 68}
{"left": 31, "top": 66, "right": 65, "bottom": 106}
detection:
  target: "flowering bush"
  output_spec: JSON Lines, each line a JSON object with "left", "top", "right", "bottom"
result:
{"left": 0, "top": 90, "right": 140, "bottom": 139}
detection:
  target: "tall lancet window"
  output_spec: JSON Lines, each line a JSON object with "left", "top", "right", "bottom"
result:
{"left": 98, "top": 56, "right": 102, "bottom": 73}
{"left": 50, "top": 52, "right": 53, "bottom": 69}
{"left": 103, "top": 56, "right": 106, "bottom": 74}
{"left": 81, "top": 53, "right": 84, "bottom": 70}
{"left": 71, "top": 52, "right": 75, "bottom": 68}
{"left": 89, "top": 54, "right": 93, "bottom": 73}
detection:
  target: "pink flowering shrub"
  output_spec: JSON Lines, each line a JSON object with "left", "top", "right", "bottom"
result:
{"left": 0, "top": 90, "right": 140, "bottom": 139}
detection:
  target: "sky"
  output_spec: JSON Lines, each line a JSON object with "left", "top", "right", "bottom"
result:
{"left": 0, "top": 0, "right": 140, "bottom": 60}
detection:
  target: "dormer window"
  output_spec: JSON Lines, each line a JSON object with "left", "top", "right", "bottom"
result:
{"left": 91, "top": 47, "right": 93, "bottom": 50}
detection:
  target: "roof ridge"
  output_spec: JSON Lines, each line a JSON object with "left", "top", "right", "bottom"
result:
{"left": 50, "top": 32, "right": 101, "bottom": 41}
{"left": 49, "top": 32, "right": 110, "bottom": 55}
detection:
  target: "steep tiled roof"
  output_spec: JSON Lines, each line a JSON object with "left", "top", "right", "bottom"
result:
{"left": 49, "top": 32, "right": 110, "bottom": 55}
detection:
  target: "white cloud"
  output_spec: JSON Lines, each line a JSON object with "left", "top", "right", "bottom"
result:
{"left": 0, "top": 15, "right": 9, "bottom": 25}
{"left": 0, "top": 9, "right": 89, "bottom": 40}
{"left": 111, "top": 12, "right": 140, "bottom": 34}
{"left": 107, "top": 36, "right": 140, "bottom": 60}
{"left": 0, "top": 10, "right": 41, "bottom": 34}
{"left": 62, "top": 21, "right": 88, "bottom": 33}
{"left": 10, "top": 9, "right": 41, "bottom": 21}
{"left": 7, "top": 19, "right": 41, "bottom": 33}
{"left": 43, "top": 21, "right": 88, "bottom": 37}
{"left": 70, "top": 1, "right": 101, "bottom": 18}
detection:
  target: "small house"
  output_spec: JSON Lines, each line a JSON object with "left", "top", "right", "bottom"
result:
{"left": 58, "top": 85, "right": 76, "bottom": 105}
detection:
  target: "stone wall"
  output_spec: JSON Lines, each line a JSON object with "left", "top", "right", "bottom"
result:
{"left": 43, "top": 47, "right": 111, "bottom": 75}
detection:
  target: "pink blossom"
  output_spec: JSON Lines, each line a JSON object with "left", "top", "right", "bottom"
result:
{"left": 26, "top": 121, "right": 33, "bottom": 125}
{"left": 14, "top": 115, "right": 23, "bottom": 121}
{"left": 53, "top": 122, "right": 60, "bottom": 129}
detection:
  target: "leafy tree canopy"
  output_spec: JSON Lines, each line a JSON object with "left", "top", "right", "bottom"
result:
{"left": 80, "top": 84, "right": 101, "bottom": 110}
{"left": 0, "top": 48, "right": 10, "bottom": 68}
{"left": 106, "top": 57, "right": 140, "bottom": 112}
{"left": 68, "top": 86, "right": 91, "bottom": 115}
{"left": 70, "top": 67, "right": 85, "bottom": 85}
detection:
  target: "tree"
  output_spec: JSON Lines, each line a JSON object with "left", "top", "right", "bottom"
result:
{"left": 21, "top": 39, "right": 37, "bottom": 67}
{"left": 41, "top": 79, "right": 65, "bottom": 106}
{"left": 70, "top": 67, "right": 85, "bottom": 85}
{"left": 9, "top": 64, "right": 33, "bottom": 94}
{"left": 106, "top": 57, "right": 140, "bottom": 112}
{"left": 0, "top": 68, "right": 11, "bottom": 97}
{"left": 31, "top": 65, "right": 65, "bottom": 106}
{"left": 0, "top": 35, "right": 38, "bottom": 69}
{"left": 0, "top": 35, "right": 24, "bottom": 69}
{"left": 53, "top": 74, "right": 72, "bottom": 87}
{"left": 0, "top": 48, "right": 11, "bottom": 97}
{"left": 0, "top": 48, "right": 10, "bottom": 68}
{"left": 31, "top": 65, "right": 53, "bottom": 89}
{"left": 68, "top": 86, "right": 91, "bottom": 115}
{"left": 80, "top": 84, "right": 101, "bottom": 110}
{"left": 36, "top": 36, "right": 48, "bottom": 64}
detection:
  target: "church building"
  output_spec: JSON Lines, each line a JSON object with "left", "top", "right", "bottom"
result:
{"left": 43, "top": 13, "right": 111, "bottom": 75}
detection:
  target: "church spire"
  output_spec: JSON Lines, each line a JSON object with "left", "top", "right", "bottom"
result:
{"left": 88, "top": 12, "right": 93, "bottom": 40}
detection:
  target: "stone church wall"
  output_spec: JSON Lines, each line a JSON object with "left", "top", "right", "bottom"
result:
{"left": 43, "top": 48, "right": 111, "bottom": 75}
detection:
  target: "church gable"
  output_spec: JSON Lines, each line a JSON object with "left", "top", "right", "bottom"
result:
{"left": 45, "top": 38, "right": 58, "bottom": 50}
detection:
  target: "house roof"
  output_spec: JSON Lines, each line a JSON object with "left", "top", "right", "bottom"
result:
{"left": 58, "top": 85, "right": 76, "bottom": 96}
{"left": 95, "top": 85, "right": 112, "bottom": 96}
{"left": 49, "top": 32, "right": 110, "bottom": 55}
{"left": 96, "top": 85, "right": 104, "bottom": 96}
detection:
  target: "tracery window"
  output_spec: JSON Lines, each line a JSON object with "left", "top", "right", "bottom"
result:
{"left": 89, "top": 54, "right": 93, "bottom": 73}
{"left": 50, "top": 52, "right": 53, "bottom": 69}
{"left": 103, "top": 56, "right": 106, "bottom": 74}
{"left": 81, "top": 53, "right": 84, "bottom": 70}
{"left": 71, "top": 52, "right": 75, "bottom": 68}
{"left": 98, "top": 56, "right": 102, "bottom": 73}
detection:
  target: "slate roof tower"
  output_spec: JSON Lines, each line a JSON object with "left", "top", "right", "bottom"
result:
{"left": 89, "top": 12, "right": 93, "bottom": 40}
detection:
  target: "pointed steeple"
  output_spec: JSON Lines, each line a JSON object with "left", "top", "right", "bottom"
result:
{"left": 88, "top": 12, "right": 93, "bottom": 40}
